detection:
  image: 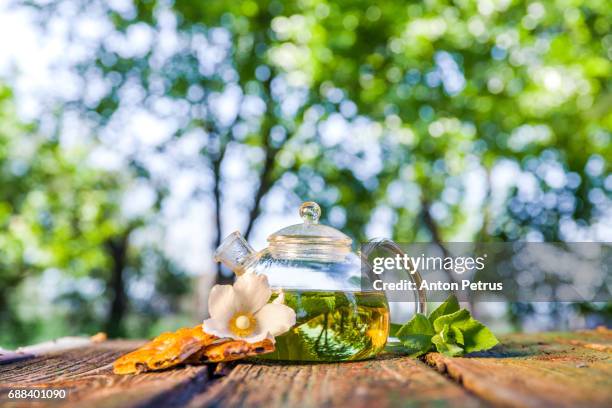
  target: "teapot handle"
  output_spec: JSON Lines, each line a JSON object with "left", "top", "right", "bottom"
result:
{"left": 364, "top": 238, "right": 427, "bottom": 315}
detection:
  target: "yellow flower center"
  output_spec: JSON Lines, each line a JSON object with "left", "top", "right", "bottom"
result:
{"left": 229, "top": 312, "right": 257, "bottom": 337}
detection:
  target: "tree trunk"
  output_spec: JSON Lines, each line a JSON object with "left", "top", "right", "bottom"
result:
{"left": 212, "top": 82, "right": 307, "bottom": 283}
{"left": 105, "top": 232, "right": 130, "bottom": 337}
{"left": 244, "top": 150, "right": 276, "bottom": 241}
{"left": 420, "top": 198, "right": 459, "bottom": 286}
{"left": 213, "top": 147, "right": 233, "bottom": 285}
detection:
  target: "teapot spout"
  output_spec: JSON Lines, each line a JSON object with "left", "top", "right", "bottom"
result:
{"left": 214, "top": 231, "right": 255, "bottom": 276}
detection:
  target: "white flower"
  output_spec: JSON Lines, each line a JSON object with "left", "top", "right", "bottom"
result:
{"left": 202, "top": 273, "right": 296, "bottom": 343}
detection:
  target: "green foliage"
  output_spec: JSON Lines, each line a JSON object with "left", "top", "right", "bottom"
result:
{"left": 428, "top": 293, "right": 460, "bottom": 324}
{"left": 66, "top": 0, "right": 610, "bottom": 244}
{"left": 394, "top": 295, "right": 498, "bottom": 357}
{"left": 0, "top": 85, "right": 122, "bottom": 346}
{"left": 432, "top": 309, "right": 498, "bottom": 355}
{"left": 263, "top": 290, "right": 386, "bottom": 361}
{"left": 0, "top": 85, "right": 191, "bottom": 347}
{"left": 3, "top": 0, "right": 610, "bottom": 346}
{"left": 395, "top": 313, "right": 435, "bottom": 357}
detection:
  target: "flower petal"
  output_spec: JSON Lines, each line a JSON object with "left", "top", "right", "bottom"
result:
{"left": 208, "top": 284, "right": 238, "bottom": 321}
{"left": 255, "top": 303, "right": 296, "bottom": 337}
{"left": 233, "top": 273, "right": 271, "bottom": 313}
{"left": 240, "top": 331, "right": 273, "bottom": 344}
{"left": 272, "top": 290, "right": 285, "bottom": 305}
{"left": 203, "top": 319, "right": 273, "bottom": 343}
{"left": 202, "top": 318, "right": 232, "bottom": 339}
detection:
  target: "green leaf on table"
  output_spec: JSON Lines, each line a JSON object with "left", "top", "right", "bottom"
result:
{"left": 451, "top": 326, "right": 465, "bottom": 345}
{"left": 432, "top": 334, "right": 464, "bottom": 356}
{"left": 397, "top": 313, "right": 435, "bottom": 337}
{"left": 395, "top": 313, "right": 435, "bottom": 357}
{"left": 428, "top": 294, "right": 460, "bottom": 325}
{"left": 439, "top": 324, "right": 452, "bottom": 343}
{"left": 390, "top": 294, "right": 498, "bottom": 358}
{"left": 433, "top": 309, "right": 471, "bottom": 332}
{"left": 433, "top": 309, "right": 499, "bottom": 354}
{"left": 389, "top": 323, "right": 403, "bottom": 337}
{"left": 461, "top": 322, "right": 498, "bottom": 353}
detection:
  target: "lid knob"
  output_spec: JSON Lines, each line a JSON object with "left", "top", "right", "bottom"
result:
{"left": 267, "top": 201, "right": 351, "bottom": 246}
{"left": 299, "top": 201, "right": 320, "bottom": 224}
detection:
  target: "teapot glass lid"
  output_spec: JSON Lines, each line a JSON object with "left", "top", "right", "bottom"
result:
{"left": 267, "top": 202, "right": 352, "bottom": 246}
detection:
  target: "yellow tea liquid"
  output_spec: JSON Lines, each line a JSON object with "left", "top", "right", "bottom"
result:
{"left": 260, "top": 290, "right": 389, "bottom": 361}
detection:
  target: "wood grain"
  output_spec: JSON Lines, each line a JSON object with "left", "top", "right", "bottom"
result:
{"left": 1, "top": 331, "right": 610, "bottom": 408}
{"left": 425, "top": 329, "right": 612, "bottom": 408}
{"left": 0, "top": 340, "right": 211, "bottom": 408}
{"left": 187, "top": 355, "right": 485, "bottom": 408}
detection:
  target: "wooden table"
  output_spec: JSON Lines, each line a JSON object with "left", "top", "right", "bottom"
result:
{"left": 1, "top": 329, "right": 610, "bottom": 408}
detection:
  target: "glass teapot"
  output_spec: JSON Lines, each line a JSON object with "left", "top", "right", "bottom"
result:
{"left": 214, "top": 201, "right": 426, "bottom": 361}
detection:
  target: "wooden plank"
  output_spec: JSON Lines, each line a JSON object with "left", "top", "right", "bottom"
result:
{"left": 0, "top": 351, "right": 35, "bottom": 366}
{"left": 186, "top": 355, "right": 486, "bottom": 408}
{"left": 1, "top": 330, "right": 610, "bottom": 408}
{"left": 0, "top": 340, "right": 212, "bottom": 408}
{"left": 425, "top": 329, "right": 612, "bottom": 408}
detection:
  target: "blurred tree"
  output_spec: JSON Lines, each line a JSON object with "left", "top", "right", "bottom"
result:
{"left": 0, "top": 85, "right": 190, "bottom": 346}
{"left": 284, "top": 0, "right": 611, "bottom": 326}
{"left": 30, "top": 0, "right": 385, "bottom": 286}
{"left": 16, "top": 0, "right": 612, "bottom": 334}
{"left": 239, "top": 0, "right": 610, "bottom": 243}
{"left": 40, "top": 0, "right": 609, "bottom": 242}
